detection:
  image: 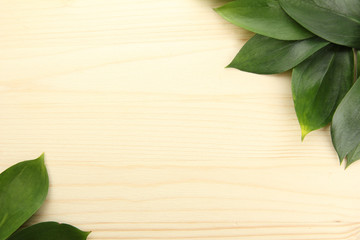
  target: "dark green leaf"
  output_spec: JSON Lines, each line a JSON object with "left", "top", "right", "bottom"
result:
{"left": 0, "top": 154, "right": 49, "bottom": 240}
{"left": 215, "top": 0, "right": 313, "bottom": 40}
{"left": 331, "top": 78, "right": 360, "bottom": 164}
{"left": 279, "top": 0, "right": 360, "bottom": 48}
{"left": 309, "top": 0, "right": 360, "bottom": 19}
{"left": 346, "top": 144, "right": 360, "bottom": 168}
{"left": 7, "top": 222, "right": 90, "bottom": 240}
{"left": 292, "top": 45, "right": 353, "bottom": 140}
{"left": 228, "top": 34, "right": 329, "bottom": 74}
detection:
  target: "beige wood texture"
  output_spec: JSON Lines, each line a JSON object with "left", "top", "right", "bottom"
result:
{"left": 1, "top": 0, "right": 360, "bottom": 239}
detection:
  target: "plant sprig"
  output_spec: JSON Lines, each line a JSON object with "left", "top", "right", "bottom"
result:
{"left": 0, "top": 154, "right": 90, "bottom": 240}
{"left": 215, "top": 0, "right": 360, "bottom": 167}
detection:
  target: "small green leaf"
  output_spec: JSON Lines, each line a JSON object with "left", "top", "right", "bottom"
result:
{"left": 331, "top": 78, "right": 360, "bottom": 164}
{"left": 292, "top": 45, "right": 353, "bottom": 139}
{"left": 7, "top": 222, "right": 90, "bottom": 240}
{"left": 215, "top": 0, "right": 313, "bottom": 40}
{"left": 228, "top": 34, "right": 329, "bottom": 74}
{"left": 279, "top": 0, "right": 360, "bottom": 48}
{"left": 0, "top": 154, "right": 49, "bottom": 240}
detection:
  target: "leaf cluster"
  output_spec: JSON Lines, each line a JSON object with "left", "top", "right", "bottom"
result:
{"left": 0, "top": 154, "right": 90, "bottom": 240}
{"left": 215, "top": 0, "right": 360, "bottom": 167}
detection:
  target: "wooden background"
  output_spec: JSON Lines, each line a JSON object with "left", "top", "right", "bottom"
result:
{"left": 2, "top": 0, "right": 360, "bottom": 239}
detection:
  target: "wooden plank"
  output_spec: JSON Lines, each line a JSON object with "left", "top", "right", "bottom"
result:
{"left": 1, "top": 0, "right": 360, "bottom": 239}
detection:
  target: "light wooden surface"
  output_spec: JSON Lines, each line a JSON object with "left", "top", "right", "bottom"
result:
{"left": 2, "top": 0, "right": 360, "bottom": 239}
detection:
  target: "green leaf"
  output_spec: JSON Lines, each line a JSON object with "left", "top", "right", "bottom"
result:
{"left": 331, "top": 78, "right": 360, "bottom": 164}
{"left": 346, "top": 144, "right": 360, "bottom": 168}
{"left": 215, "top": 0, "right": 313, "bottom": 40}
{"left": 292, "top": 45, "right": 354, "bottom": 140}
{"left": 279, "top": 0, "right": 360, "bottom": 48}
{"left": 0, "top": 154, "right": 49, "bottom": 240}
{"left": 7, "top": 222, "right": 90, "bottom": 240}
{"left": 228, "top": 34, "right": 329, "bottom": 74}
{"left": 309, "top": 0, "right": 360, "bottom": 19}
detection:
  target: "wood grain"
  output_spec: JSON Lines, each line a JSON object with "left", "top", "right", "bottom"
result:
{"left": 2, "top": 0, "right": 360, "bottom": 239}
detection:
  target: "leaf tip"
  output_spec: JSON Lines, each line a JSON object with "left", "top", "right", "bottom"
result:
{"left": 344, "top": 162, "right": 351, "bottom": 169}
{"left": 226, "top": 62, "right": 235, "bottom": 69}
{"left": 300, "top": 127, "right": 310, "bottom": 142}
{"left": 84, "top": 231, "right": 92, "bottom": 238}
{"left": 344, "top": 156, "right": 359, "bottom": 169}
{"left": 213, "top": 4, "right": 226, "bottom": 15}
{"left": 37, "top": 152, "right": 45, "bottom": 164}
{"left": 213, "top": 7, "right": 220, "bottom": 13}
{"left": 338, "top": 155, "right": 345, "bottom": 165}
{"left": 343, "top": 158, "right": 352, "bottom": 169}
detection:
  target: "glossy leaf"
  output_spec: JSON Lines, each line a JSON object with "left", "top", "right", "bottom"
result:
{"left": 279, "top": 0, "right": 360, "bottom": 48}
{"left": 0, "top": 154, "right": 49, "bottom": 240}
{"left": 308, "top": 0, "right": 360, "bottom": 19}
{"left": 292, "top": 45, "right": 353, "bottom": 139}
{"left": 331, "top": 78, "right": 360, "bottom": 164}
{"left": 228, "top": 34, "right": 329, "bottom": 74}
{"left": 215, "top": 0, "right": 313, "bottom": 40}
{"left": 7, "top": 222, "right": 90, "bottom": 240}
